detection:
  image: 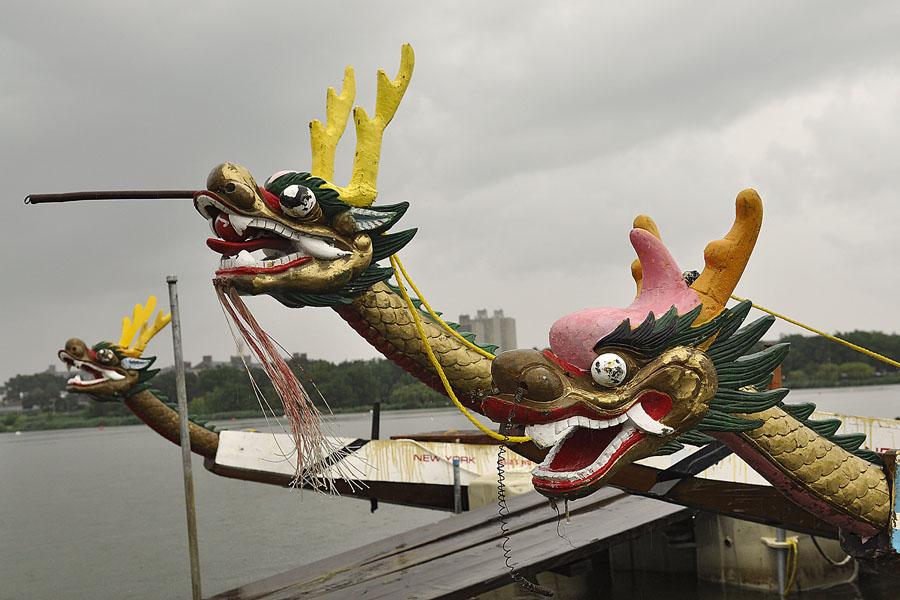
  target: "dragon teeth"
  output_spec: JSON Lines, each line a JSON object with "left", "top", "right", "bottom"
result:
{"left": 234, "top": 250, "right": 255, "bottom": 267}
{"left": 220, "top": 250, "right": 311, "bottom": 270}
{"left": 526, "top": 414, "right": 628, "bottom": 449}
{"left": 626, "top": 402, "right": 673, "bottom": 435}
{"left": 297, "top": 236, "right": 351, "bottom": 260}
{"left": 229, "top": 214, "right": 252, "bottom": 236}
{"left": 527, "top": 423, "right": 567, "bottom": 448}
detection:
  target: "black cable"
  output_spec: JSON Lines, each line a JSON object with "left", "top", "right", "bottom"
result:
{"left": 497, "top": 445, "right": 554, "bottom": 597}
{"left": 810, "top": 535, "right": 852, "bottom": 567}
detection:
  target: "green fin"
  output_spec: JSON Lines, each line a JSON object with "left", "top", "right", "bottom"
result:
{"left": 676, "top": 430, "right": 718, "bottom": 447}
{"left": 371, "top": 229, "right": 417, "bottom": 262}
{"left": 654, "top": 440, "right": 685, "bottom": 456}
{"left": 806, "top": 419, "right": 842, "bottom": 437}
{"left": 782, "top": 403, "right": 816, "bottom": 421}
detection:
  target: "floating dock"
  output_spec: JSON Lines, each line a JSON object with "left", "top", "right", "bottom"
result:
{"left": 209, "top": 488, "right": 688, "bottom": 599}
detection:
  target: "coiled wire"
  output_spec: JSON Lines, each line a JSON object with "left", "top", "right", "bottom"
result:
{"left": 497, "top": 445, "right": 554, "bottom": 597}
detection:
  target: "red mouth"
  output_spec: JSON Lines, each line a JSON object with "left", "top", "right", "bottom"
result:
{"left": 58, "top": 351, "right": 113, "bottom": 388}
{"left": 194, "top": 193, "right": 323, "bottom": 276}
{"left": 532, "top": 425, "right": 644, "bottom": 495}
{"left": 206, "top": 212, "right": 292, "bottom": 256}
{"left": 489, "top": 391, "right": 673, "bottom": 498}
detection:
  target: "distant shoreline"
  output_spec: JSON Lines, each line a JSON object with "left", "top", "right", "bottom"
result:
{"left": 4, "top": 382, "right": 900, "bottom": 434}
{"left": 0, "top": 402, "right": 457, "bottom": 434}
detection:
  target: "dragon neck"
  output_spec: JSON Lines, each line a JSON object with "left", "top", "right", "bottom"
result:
{"left": 333, "top": 281, "right": 493, "bottom": 410}
{"left": 713, "top": 405, "right": 890, "bottom": 537}
{"left": 123, "top": 389, "right": 219, "bottom": 459}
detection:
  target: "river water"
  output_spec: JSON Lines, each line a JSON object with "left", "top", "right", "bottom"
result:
{"left": 1, "top": 386, "right": 898, "bottom": 599}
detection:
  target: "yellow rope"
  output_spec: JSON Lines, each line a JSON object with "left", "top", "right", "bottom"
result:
{"left": 731, "top": 294, "right": 900, "bottom": 369}
{"left": 389, "top": 255, "right": 529, "bottom": 443}
{"left": 391, "top": 255, "right": 496, "bottom": 360}
{"left": 784, "top": 537, "right": 799, "bottom": 595}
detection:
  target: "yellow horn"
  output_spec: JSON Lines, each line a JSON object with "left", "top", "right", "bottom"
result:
{"left": 118, "top": 296, "right": 172, "bottom": 357}
{"left": 323, "top": 44, "right": 414, "bottom": 207}
{"left": 309, "top": 66, "right": 356, "bottom": 183}
{"left": 691, "top": 189, "right": 763, "bottom": 323}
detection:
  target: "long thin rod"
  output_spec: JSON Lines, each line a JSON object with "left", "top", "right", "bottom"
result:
{"left": 776, "top": 527, "right": 786, "bottom": 596}
{"left": 24, "top": 190, "right": 197, "bottom": 204}
{"left": 166, "top": 275, "right": 202, "bottom": 600}
{"left": 370, "top": 401, "right": 380, "bottom": 513}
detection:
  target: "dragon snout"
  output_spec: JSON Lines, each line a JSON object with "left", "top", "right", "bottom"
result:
{"left": 206, "top": 163, "right": 258, "bottom": 210}
{"left": 492, "top": 349, "right": 564, "bottom": 402}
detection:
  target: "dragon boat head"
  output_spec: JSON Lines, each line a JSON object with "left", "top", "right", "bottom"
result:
{"left": 58, "top": 297, "right": 169, "bottom": 401}
{"left": 194, "top": 45, "right": 416, "bottom": 307}
{"left": 484, "top": 191, "right": 791, "bottom": 500}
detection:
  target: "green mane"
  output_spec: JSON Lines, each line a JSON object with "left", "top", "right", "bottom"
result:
{"left": 264, "top": 172, "right": 416, "bottom": 308}
{"left": 595, "top": 302, "right": 881, "bottom": 465}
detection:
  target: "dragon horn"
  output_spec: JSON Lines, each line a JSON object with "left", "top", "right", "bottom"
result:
{"left": 690, "top": 189, "right": 763, "bottom": 324}
{"left": 309, "top": 66, "right": 356, "bottom": 184}
{"left": 630, "top": 214, "right": 662, "bottom": 297}
{"left": 119, "top": 296, "right": 172, "bottom": 357}
{"left": 321, "top": 44, "right": 414, "bottom": 207}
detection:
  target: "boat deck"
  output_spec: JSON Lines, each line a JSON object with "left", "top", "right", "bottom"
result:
{"left": 209, "top": 488, "right": 688, "bottom": 599}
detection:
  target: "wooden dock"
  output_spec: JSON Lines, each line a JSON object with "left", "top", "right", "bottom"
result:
{"left": 209, "top": 488, "right": 689, "bottom": 599}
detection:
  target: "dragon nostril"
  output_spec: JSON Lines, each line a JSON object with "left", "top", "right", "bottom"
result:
{"left": 224, "top": 182, "right": 236, "bottom": 194}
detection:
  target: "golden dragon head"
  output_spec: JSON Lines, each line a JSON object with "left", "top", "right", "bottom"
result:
{"left": 482, "top": 191, "right": 798, "bottom": 499}
{"left": 58, "top": 296, "right": 170, "bottom": 400}
{"left": 194, "top": 45, "right": 417, "bottom": 307}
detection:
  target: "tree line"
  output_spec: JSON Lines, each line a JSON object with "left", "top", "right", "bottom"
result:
{"left": 779, "top": 330, "right": 900, "bottom": 387}
{"left": 1, "top": 355, "right": 449, "bottom": 418}
{"left": 2, "top": 330, "right": 899, "bottom": 421}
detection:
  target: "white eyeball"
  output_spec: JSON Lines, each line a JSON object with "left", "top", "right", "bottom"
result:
{"left": 279, "top": 184, "right": 317, "bottom": 218}
{"left": 591, "top": 353, "right": 627, "bottom": 388}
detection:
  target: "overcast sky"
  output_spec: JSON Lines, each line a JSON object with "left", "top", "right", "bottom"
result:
{"left": 2, "top": 1, "right": 899, "bottom": 384}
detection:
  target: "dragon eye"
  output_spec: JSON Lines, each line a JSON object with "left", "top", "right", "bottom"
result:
{"left": 96, "top": 348, "right": 117, "bottom": 365}
{"left": 591, "top": 353, "right": 627, "bottom": 388}
{"left": 279, "top": 184, "right": 317, "bottom": 218}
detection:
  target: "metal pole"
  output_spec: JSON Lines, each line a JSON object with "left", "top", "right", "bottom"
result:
{"left": 370, "top": 401, "right": 381, "bottom": 513}
{"left": 167, "top": 276, "right": 202, "bottom": 600}
{"left": 452, "top": 458, "right": 462, "bottom": 514}
{"left": 25, "top": 190, "right": 197, "bottom": 204}
{"left": 775, "top": 527, "right": 786, "bottom": 596}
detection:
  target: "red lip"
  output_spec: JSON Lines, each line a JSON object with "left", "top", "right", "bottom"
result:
{"left": 482, "top": 396, "right": 615, "bottom": 424}
{"left": 482, "top": 389, "right": 672, "bottom": 426}
{"left": 215, "top": 255, "right": 313, "bottom": 276}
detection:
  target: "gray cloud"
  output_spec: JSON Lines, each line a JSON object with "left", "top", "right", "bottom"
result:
{"left": 2, "top": 1, "right": 899, "bottom": 383}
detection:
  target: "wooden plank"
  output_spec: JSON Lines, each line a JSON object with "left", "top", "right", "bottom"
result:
{"left": 209, "top": 490, "right": 687, "bottom": 600}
